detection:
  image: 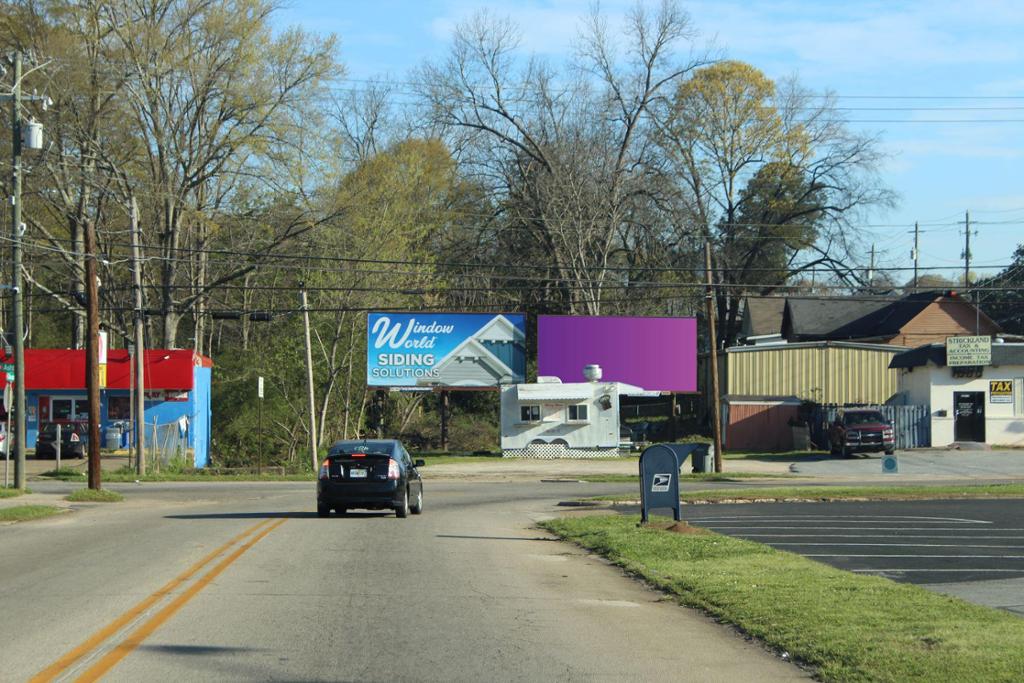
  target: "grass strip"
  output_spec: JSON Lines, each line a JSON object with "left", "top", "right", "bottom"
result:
{"left": 580, "top": 472, "right": 799, "bottom": 484}
{"left": 39, "top": 467, "right": 88, "bottom": 481}
{"left": 100, "top": 471, "right": 314, "bottom": 482}
{"left": 1, "top": 486, "right": 27, "bottom": 498}
{"left": 590, "top": 483, "right": 1024, "bottom": 503}
{"left": 542, "top": 514, "right": 1024, "bottom": 682}
{"left": 66, "top": 488, "right": 124, "bottom": 502}
{"left": 0, "top": 505, "right": 61, "bottom": 522}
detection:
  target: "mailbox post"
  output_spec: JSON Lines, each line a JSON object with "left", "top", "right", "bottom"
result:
{"left": 639, "top": 443, "right": 711, "bottom": 523}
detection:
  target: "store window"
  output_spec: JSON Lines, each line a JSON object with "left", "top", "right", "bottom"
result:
{"left": 52, "top": 399, "right": 73, "bottom": 420}
{"left": 108, "top": 396, "right": 130, "bottom": 420}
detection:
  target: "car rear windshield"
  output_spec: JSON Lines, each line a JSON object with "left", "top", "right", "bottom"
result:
{"left": 845, "top": 412, "right": 887, "bottom": 425}
{"left": 330, "top": 445, "right": 391, "bottom": 457}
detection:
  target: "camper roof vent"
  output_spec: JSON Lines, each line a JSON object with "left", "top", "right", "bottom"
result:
{"left": 537, "top": 376, "right": 562, "bottom": 384}
{"left": 583, "top": 364, "right": 602, "bottom": 382}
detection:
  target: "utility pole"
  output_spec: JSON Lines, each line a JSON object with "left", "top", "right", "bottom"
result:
{"left": 4, "top": 52, "right": 48, "bottom": 489}
{"left": 912, "top": 222, "right": 919, "bottom": 292}
{"left": 300, "top": 285, "right": 317, "bottom": 472}
{"left": 129, "top": 196, "right": 146, "bottom": 475}
{"left": 963, "top": 210, "right": 971, "bottom": 289}
{"left": 704, "top": 241, "right": 723, "bottom": 473}
{"left": 9, "top": 52, "right": 25, "bottom": 489}
{"left": 867, "top": 243, "right": 876, "bottom": 291}
{"left": 85, "top": 219, "right": 101, "bottom": 490}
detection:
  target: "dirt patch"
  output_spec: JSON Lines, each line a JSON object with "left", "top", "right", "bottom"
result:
{"left": 647, "top": 520, "right": 708, "bottom": 535}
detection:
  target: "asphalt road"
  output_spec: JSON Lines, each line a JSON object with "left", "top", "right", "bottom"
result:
{"left": 1, "top": 480, "right": 805, "bottom": 682}
{"left": 681, "top": 499, "right": 1024, "bottom": 616}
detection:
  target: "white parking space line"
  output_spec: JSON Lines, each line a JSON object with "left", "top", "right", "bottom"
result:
{"left": 689, "top": 516, "right": 991, "bottom": 524}
{"left": 852, "top": 568, "right": 1024, "bottom": 573}
{"left": 772, "top": 543, "right": 1024, "bottom": 549}
{"left": 804, "top": 554, "right": 1024, "bottom": 559}
{"left": 739, "top": 534, "right": 1024, "bottom": 540}
{"left": 696, "top": 526, "right": 1024, "bottom": 532}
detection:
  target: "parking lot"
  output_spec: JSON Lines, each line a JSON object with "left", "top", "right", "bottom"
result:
{"left": 684, "top": 498, "right": 1024, "bottom": 616}
{"left": 784, "top": 448, "right": 1024, "bottom": 481}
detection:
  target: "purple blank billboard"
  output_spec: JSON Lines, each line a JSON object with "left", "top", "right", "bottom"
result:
{"left": 537, "top": 316, "right": 697, "bottom": 392}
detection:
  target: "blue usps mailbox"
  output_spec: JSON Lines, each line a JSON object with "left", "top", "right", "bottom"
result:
{"left": 639, "top": 443, "right": 706, "bottom": 523}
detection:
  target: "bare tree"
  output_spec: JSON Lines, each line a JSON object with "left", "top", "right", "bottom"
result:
{"left": 104, "top": 0, "right": 339, "bottom": 347}
{"left": 656, "top": 62, "right": 897, "bottom": 344}
{"left": 418, "top": 1, "right": 707, "bottom": 314}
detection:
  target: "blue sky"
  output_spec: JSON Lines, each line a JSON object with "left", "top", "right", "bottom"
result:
{"left": 277, "top": 0, "right": 1024, "bottom": 283}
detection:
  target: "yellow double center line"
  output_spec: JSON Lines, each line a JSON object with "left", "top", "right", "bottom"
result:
{"left": 31, "top": 517, "right": 287, "bottom": 683}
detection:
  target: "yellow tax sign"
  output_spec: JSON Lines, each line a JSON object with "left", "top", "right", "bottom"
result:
{"left": 990, "top": 380, "right": 1013, "bottom": 404}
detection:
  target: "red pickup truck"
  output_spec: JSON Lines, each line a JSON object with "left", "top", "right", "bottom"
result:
{"left": 829, "top": 409, "right": 895, "bottom": 458}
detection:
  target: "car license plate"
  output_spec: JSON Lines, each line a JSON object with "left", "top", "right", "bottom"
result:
{"left": 349, "top": 468, "right": 367, "bottom": 479}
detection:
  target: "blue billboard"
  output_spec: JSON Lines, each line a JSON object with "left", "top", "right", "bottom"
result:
{"left": 367, "top": 312, "right": 526, "bottom": 388}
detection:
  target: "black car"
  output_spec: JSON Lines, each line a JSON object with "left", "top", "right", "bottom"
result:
{"left": 35, "top": 422, "right": 88, "bottom": 459}
{"left": 317, "top": 439, "right": 424, "bottom": 518}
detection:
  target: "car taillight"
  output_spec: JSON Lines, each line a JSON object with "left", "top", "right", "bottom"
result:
{"left": 319, "top": 459, "right": 330, "bottom": 480}
{"left": 387, "top": 459, "right": 400, "bottom": 480}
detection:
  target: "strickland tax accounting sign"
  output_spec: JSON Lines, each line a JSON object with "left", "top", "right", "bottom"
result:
{"left": 366, "top": 313, "right": 526, "bottom": 388}
{"left": 946, "top": 335, "right": 992, "bottom": 367}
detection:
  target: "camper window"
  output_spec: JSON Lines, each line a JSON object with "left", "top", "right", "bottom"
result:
{"left": 520, "top": 405, "right": 541, "bottom": 423}
{"left": 567, "top": 404, "right": 589, "bottom": 422}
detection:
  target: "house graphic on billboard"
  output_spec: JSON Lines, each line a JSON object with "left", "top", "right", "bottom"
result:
{"left": 417, "top": 315, "right": 525, "bottom": 387}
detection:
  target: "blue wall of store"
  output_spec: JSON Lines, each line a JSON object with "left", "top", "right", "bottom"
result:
{"left": 25, "top": 366, "right": 211, "bottom": 467}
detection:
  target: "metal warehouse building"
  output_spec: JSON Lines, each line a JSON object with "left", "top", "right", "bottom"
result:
{"left": 726, "top": 341, "right": 904, "bottom": 405}
{"left": 706, "top": 341, "right": 906, "bottom": 451}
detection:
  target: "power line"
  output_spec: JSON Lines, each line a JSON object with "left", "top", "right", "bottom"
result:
{"left": 6, "top": 234, "right": 1016, "bottom": 275}
{"left": 28, "top": 287, "right": 1023, "bottom": 319}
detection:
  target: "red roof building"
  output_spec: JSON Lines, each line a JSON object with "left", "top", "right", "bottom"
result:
{"left": 2, "top": 349, "right": 212, "bottom": 390}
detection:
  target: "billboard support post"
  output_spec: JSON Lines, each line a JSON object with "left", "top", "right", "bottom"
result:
{"left": 439, "top": 391, "right": 449, "bottom": 451}
{"left": 670, "top": 393, "right": 678, "bottom": 440}
{"left": 705, "top": 241, "right": 723, "bottom": 473}
{"left": 374, "top": 390, "right": 386, "bottom": 438}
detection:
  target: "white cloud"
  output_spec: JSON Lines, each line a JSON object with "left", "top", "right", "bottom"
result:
{"left": 687, "top": 0, "right": 1024, "bottom": 82}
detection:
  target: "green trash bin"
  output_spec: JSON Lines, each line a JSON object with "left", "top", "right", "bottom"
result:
{"left": 691, "top": 444, "right": 713, "bottom": 473}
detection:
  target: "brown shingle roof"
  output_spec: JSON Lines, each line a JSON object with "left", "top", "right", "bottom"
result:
{"left": 742, "top": 297, "right": 787, "bottom": 338}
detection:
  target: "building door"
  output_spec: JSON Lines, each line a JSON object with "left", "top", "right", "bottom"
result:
{"left": 953, "top": 391, "right": 986, "bottom": 442}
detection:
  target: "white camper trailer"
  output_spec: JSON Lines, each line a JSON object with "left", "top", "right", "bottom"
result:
{"left": 500, "top": 365, "right": 646, "bottom": 458}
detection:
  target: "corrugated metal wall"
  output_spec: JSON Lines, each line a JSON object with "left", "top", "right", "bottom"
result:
{"left": 727, "top": 345, "right": 901, "bottom": 405}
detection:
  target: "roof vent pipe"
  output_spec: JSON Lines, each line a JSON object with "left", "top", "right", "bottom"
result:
{"left": 583, "top": 364, "right": 602, "bottom": 382}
